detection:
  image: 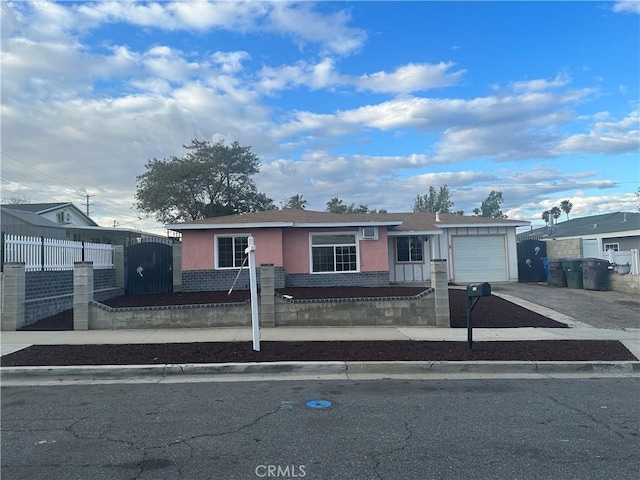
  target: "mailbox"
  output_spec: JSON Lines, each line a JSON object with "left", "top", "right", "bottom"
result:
{"left": 466, "top": 282, "right": 491, "bottom": 298}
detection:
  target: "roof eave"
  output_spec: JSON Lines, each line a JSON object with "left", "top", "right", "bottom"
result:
{"left": 437, "top": 221, "right": 530, "bottom": 228}
{"left": 387, "top": 229, "right": 443, "bottom": 236}
{"left": 167, "top": 220, "right": 403, "bottom": 231}
{"left": 166, "top": 222, "right": 295, "bottom": 231}
{"left": 293, "top": 221, "right": 402, "bottom": 228}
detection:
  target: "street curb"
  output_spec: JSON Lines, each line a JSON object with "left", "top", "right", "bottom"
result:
{"left": 1, "top": 360, "right": 638, "bottom": 381}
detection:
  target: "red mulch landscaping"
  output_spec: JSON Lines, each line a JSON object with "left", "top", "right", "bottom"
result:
{"left": 1, "top": 340, "right": 635, "bottom": 367}
{"left": 6, "top": 286, "right": 626, "bottom": 367}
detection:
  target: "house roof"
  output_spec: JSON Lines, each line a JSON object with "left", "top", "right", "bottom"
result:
{"left": 0, "top": 202, "right": 73, "bottom": 214}
{"left": 1, "top": 202, "right": 99, "bottom": 227}
{"left": 518, "top": 212, "right": 640, "bottom": 240}
{"left": 167, "top": 209, "right": 529, "bottom": 232}
{"left": 1, "top": 207, "right": 65, "bottom": 229}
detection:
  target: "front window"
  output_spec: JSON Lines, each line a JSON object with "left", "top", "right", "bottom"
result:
{"left": 217, "top": 236, "right": 249, "bottom": 268}
{"left": 311, "top": 234, "right": 357, "bottom": 273}
{"left": 396, "top": 236, "right": 423, "bottom": 263}
{"left": 604, "top": 243, "right": 619, "bottom": 252}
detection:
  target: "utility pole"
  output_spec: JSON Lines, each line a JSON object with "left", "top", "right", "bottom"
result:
{"left": 85, "top": 194, "right": 94, "bottom": 216}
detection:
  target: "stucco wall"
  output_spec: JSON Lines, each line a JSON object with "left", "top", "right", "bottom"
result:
{"left": 181, "top": 229, "right": 285, "bottom": 270}
{"left": 182, "top": 226, "right": 390, "bottom": 277}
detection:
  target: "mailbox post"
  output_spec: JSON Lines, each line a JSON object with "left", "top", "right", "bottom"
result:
{"left": 466, "top": 282, "right": 491, "bottom": 350}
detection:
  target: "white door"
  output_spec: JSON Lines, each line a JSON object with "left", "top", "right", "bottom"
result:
{"left": 452, "top": 236, "right": 507, "bottom": 283}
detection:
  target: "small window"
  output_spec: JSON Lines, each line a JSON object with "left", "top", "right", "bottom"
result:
{"left": 217, "top": 236, "right": 249, "bottom": 268}
{"left": 311, "top": 234, "right": 358, "bottom": 273}
{"left": 604, "top": 243, "right": 619, "bottom": 252}
{"left": 396, "top": 236, "right": 423, "bottom": 263}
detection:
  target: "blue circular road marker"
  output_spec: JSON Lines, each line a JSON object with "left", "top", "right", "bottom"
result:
{"left": 306, "top": 399, "right": 332, "bottom": 409}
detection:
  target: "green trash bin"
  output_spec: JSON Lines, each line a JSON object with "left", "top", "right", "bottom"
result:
{"left": 562, "top": 259, "right": 583, "bottom": 289}
{"left": 582, "top": 258, "right": 610, "bottom": 291}
{"left": 548, "top": 259, "right": 567, "bottom": 287}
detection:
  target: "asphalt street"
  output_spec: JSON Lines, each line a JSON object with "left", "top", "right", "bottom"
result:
{"left": 2, "top": 378, "right": 639, "bottom": 480}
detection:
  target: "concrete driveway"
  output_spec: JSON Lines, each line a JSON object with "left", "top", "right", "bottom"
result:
{"left": 491, "top": 282, "right": 640, "bottom": 330}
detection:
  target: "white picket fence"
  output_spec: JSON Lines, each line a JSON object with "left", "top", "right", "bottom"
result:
{"left": 2, "top": 234, "right": 113, "bottom": 271}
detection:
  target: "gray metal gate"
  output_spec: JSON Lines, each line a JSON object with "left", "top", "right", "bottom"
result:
{"left": 125, "top": 242, "right": 173, "bottom": 295}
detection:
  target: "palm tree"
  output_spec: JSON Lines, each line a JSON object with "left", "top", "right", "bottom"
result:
{"left": 326, "top": 197, "right": 347, "bottom": 213}
{"left": 542, "top": 210, "right": 551, "bottom": 226}
{"left": 550, "top": 206, "right": 562, "bottom": 224}
{"left": 560, "top": 199, "right": 573, "bottom": 220}
{"left": 285, "top": 194, "right": 308, "bottom": 210}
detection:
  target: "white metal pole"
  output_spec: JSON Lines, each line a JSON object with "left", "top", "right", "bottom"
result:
{"left": 245, "top": 236, "right": 260, "bottom": 351}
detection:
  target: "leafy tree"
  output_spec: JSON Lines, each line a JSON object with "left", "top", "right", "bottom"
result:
{"left": 284, "top": 194, "right": 308, "bottom": 210}
{"left": 325, "top": 197, "right": 373, "bottom": 214}
{"left": 412, "top": 185, "right": 456, "bottom": 213}
{"left": 135, "top": 139, "right": 275, "bottom": 224}
{"left": 560, "top": 199, "right": 573, "bottom": 220}
{"left": 473, "top": 190, "right": 507, "bottom": 219}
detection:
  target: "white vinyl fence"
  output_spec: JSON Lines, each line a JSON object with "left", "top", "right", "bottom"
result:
{"left": 2, "top": 234, "right": 113, "bottom": 272}
{"left": 606, "top": 248, "right": 639, "bottom": 275}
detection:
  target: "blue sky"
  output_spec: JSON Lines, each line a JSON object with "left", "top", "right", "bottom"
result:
{"left": 1, "top": 0, "right": 638, "bottom": 234}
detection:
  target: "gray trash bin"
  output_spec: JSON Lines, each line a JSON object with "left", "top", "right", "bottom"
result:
{"left": 582, "top": 258, "right": 610, "bottom": 291}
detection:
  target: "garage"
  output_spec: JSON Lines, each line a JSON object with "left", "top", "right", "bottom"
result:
{"left": 452, "top": 235, "right": 507, "bottom": 283}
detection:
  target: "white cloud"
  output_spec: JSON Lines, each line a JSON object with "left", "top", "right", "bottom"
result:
{"left": 1, "top": 1, "right": 636, "bottom": 232}
{"left": 555, "top": 112, "right": 640, "bottom": 154}
{"left": 258, "top": 59, "right": 464, "bottom": 94}
{"left": 511, "top": 73, "right": 571, "bottom": 92}
{"left": 613, "top": 1, "right": 640, "bottom": 14}
{"left": 354, "top": 62, "right": 466, "bottom": 93}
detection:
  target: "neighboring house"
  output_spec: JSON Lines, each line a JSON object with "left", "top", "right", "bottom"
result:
{"left": 167, "top": 209, "right": 529, "bottom": 290}
{"left": 1, "top": 202, "right": 172, "bottom": 246}
{"left": 518, "top": 212, "right": 640, "bottom": 257}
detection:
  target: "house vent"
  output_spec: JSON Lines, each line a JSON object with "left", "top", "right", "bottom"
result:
{"left": 361, "top": 227, "right": 378, "bottom": 240}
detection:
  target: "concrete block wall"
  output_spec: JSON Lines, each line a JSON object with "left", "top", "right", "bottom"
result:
{"left": 609, "top": 273, "right": 640, "bottom": 295}
{"left": 1, "top": 260, "right": 122, "bottom": 329}
{"left": 545, "top": 239, "right": 582, "bottom": 259}
{"left": 273, "top": 290, "right": 435, "bottom": 327}
{"left": 430, "top": 259, "right": 450, "bottom": 327}
{"left": 78, "top": 261, "right": 447, "bottom": 330}
{"left": 182, "top": 267, "right": 286, "bottom": 292}
{"left": 89, "top": 301, "right": 252, "bottom": 329}
{"left": 73, "top": 262, "right": 93, "bottom": 330}
{"left": 284, "top": 271, "right": 389, "bottom": 288}
{"left": 1, "top": 264, "right": 26, "bottom": 330}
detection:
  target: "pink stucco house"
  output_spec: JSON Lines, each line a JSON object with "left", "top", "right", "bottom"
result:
{"left": 167, "top": 209, "right": 529, "bottom": 291}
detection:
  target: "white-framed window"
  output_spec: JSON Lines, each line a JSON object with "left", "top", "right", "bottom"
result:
{"left": 216, "top": 235, "right": 249, "bottom": 269}
{"left": 604, "top": 243, "right": 619, "bottom": 252}
{"left": 396, "top": 236, "right": 423, "bottom": 263}
{"left": 310, "top": 233, "right": 358, "bottom": 273}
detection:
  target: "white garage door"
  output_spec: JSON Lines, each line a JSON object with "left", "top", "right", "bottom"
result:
{"left": 452, "top": 236, "right": 507, "bottom": 283}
